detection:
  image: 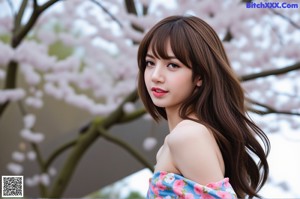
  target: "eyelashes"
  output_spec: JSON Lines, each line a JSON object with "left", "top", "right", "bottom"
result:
{"left": 167, "top": 63, "right": 179, "bottom": 69}
{"left": 145, "top": 60, "right": 155, "bottom": 67}
{"left": 145, "top": 59, "right": 181, "bottom": 70}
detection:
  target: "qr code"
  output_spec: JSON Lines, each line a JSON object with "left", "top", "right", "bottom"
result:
{"left": 2, "top": 176, "right": 23, "bottom": 197}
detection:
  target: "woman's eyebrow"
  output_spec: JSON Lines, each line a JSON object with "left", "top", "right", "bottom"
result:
{"left": 146, "top": 53, "right": 177, "bottom": 60}
{"left": 165, "top": 55, "right": 177, "bottom": 59}
{"left": 146, "top": 53, "right": 155, "bottom": 58}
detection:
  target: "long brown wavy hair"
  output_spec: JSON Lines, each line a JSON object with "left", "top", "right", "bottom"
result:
{"left": 137, "top": 15, "right": 270, "bottom": 198}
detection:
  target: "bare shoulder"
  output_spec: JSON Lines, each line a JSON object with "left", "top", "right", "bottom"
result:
{"left": 166, "top": 119, "right": 224, "bottom": 184}
{"left": 166, "top": 120, "right": 213, "bottom": 146}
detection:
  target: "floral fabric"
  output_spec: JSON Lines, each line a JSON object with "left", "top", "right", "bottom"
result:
{"left": 147, "top": 171, "right": 237, "bottom": 199}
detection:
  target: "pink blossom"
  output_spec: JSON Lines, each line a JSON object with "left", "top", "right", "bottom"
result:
{"left": 207, "top": 181, "right": 220, "bottom": 189}
{"left": 44, "top": 83, "right": 64, "bottom": 99}
{"left": 36, "top": 29, "right": 57, "bottom": 45}
{"left": 89, "top": 104, "right": 116, "bottom": 116}
{"left": 25, "top": 177, "right": 37, "bottom": 187}
{"left": 7, "top": 162, "right": 23, "bottom": 174}
{"left": 65, "top": 93, "right": 95, "bottom": 111}
{"left": 0, "top": 15, "right": 13, "bottom": 32}
{"left": 0, "top": 41, "right": 14, "bottom": 66}
{"left": 23, "top": 114, "right": 36, "bottom": 129}
{"left": 143, "top": 137, "right": 157, "bottom": 151}
{"left": 223, "top": 178, "right": 231, "bottom": 188}
{"left": 173, "top": 179, "right": 185, "bottom": 195}
{"left": 201, "top": 194, "right": 215, "bottom": 199}
{"left": 207, "top": 183, "right": 219, "bottom": 189}
{"left": 0, "top": 89, "right": 26, "bottom": 103}
{"left": 194, "top": 184, "right": 204, "bottom": 195}
{"left": 217, "top": 191, "right": 233, "bottom": 199}
{"left": 12, "top": 151, "right": 25, "bottom": 162}
{"left": 20, "top": 63, "right": 41, "bottom": 85}
{"left": 14, "top": 41, "right": 57, "bottom": 72}
{"left": 123, "top": 24, "right": 144, "bottom": 42}
{"left": 58, "top": 32, "right": 78, "bottom": 46}
{"left": 25, "top": 174, "right": 40, "bottom": 187}
{"left": 159, "top": 172, "right": 167, "bottom": 180}
{"left": 25, "top": 97, "right": 44, "bottom": 109}
{"left": 20, "top": 129, "right": 45, "bottom": 143}
{"left": 53, "top": 56, "right": 80, "bottom": 72}
{"left": 142, "top": 113, "right": 153, "bottom": 121}
{"left": 27, "top": 151, "right": 37, "bottom": 160}
{"left": 156, "top": 180, "right": 167, "bottom": 190}
{"left": 123, "top": 102, "right": 135, "bottom": 113}
{"left": 183, "top": 193, "right": 194, "bottom": 199}
{"left": 40, "top": 173, "right": 50, "bottom": 186}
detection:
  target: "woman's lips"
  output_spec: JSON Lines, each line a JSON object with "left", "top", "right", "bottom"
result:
{"left": 151, "top": 87, "right": 168, "bottom": 97}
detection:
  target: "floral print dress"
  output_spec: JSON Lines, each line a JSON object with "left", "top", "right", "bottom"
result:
{"left": 147, "top": 171, "right": 237, "bottom": 199}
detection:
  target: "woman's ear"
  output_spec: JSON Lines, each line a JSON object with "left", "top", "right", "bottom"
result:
{"left": 196, "top": 77, "right": 202, "bottom": 87}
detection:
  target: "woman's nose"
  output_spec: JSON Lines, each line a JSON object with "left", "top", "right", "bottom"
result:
{"left": 151, "top": 66, "right": 164, "bottom": 83}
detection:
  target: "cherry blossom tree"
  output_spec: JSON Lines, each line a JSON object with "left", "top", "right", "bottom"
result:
{"left": 0, "top": 0, "right": 299, "bottom": 197}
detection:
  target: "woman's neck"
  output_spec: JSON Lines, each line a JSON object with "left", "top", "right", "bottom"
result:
{"left": 166, "top": 107, "right": 182, "bottom": 132}
{"left": 166, "top": 107, "right": 199, "bottom": 132}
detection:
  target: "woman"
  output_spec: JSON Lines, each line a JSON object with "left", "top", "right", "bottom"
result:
{"left": 137, "top": 15, "right": 270, "bottom": 198}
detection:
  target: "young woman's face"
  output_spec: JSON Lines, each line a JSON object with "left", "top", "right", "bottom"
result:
{"left": 144, "top": 41, "right": 201, "bottom": 111}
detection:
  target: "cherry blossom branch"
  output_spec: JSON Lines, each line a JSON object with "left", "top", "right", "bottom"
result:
{"left": 31, "top": 143, "right": 48, "bottom": 197}
{"left": 12, "top": 1, "right": 38, "bottom": 47}
{"left": 39, "top": 0, "right": 62, "bottom": 12}
{"left": 97, "top": 126, "right": 154, "bottom": 171}
{"left": 119, "top": 108, "right": 146, "bottom": 123}
{"left": 248, "top": 107, "right": 300, "bottom": 116}
{"left": 43, "top": 102, "right": 145, "bottom": 175}
{"left": 269, "top": 9, "right": 300, "bottom": 30}
{"left": 0, "top": 0, "right": 62, "bottom": 118}
{"left": 16, "top": 102, "right": 48, "bottom": 196}
{"left": 247, "top": 98, "right": 300, "bottom": 116}
{"left": 14, "top": 0, "right": 28, "bottom": 34}
{"left": 0, "top": 61, "right": 18, "bottom": 118}
{"left": 91, "top": 0, "right": 144, "bottom": 36}
{"left": 16, "top": 101, "right": 48, "bottom": 196}
{"left": 44, "top": 139, "right": 77, "bottom": 170}
{"left": 90, "top": 0, "right": 123, "bottom": 28}
{"left": 142, "top": 2, "right": 148, "bottom": 15}
{"left": 13, "top": 0, "right": 61, "bottom": 47}
{"left": 270, "top": 24, "right": 283, "bottom": 45}
{"left": 102, "top": 90, "right": 139, "bottom": 128}
{"left": 224, "top": 1, "right": 250, "bottom": 42}
{"left": 125, "top": 0, "right": 138, "bottom": 15}
{"left": 48, "top": 120, "right": 100, "bottom": 198}
{"left": 223, "top": 29, "right": 233, "bottom": 42}
{"left": 48, "top": 90, "right": 139, "bottom": 197}
{"left": 125, "top": 0, "right": 144, "bottom": 33}
{"left": 240, "top": 62, "right": 300, "bottom": 81}
{"left": 16, "top": 102, "right": 45, "bottom": 171}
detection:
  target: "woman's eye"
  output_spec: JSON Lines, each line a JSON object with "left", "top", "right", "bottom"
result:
{"left": 167, "top": 63, "right": 179, "bottom": 69}
{"left": 145, "top": 60, "right": 154, "bottom": 67}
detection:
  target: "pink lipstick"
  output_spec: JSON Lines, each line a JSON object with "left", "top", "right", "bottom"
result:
{"left": 151, "top": 87, "right": 168, "bottom": 97}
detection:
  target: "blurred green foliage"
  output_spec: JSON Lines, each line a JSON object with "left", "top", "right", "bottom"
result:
{"left": 48, "top": 40, "right": 73, "bottom": 60}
